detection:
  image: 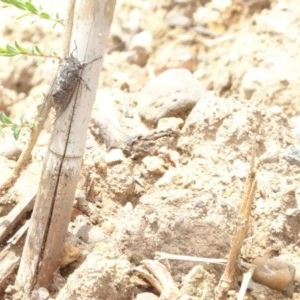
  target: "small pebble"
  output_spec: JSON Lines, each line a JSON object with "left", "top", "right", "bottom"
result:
{"left": 101, "top": 221, "right": 115, "bottom": 234}
{"left": 165, "top": 10, "right": 192, "bottom": 27}
{"left": 130, "top": 31, "right": 153, "bottom": 53}
{"left": 30, "top": 287, "right": 50, "bottom": 300}
{"left": 288, "top": 115, "right": 300, "bottom": 140}
{"left": 61, "top": 243, "right": 81, "bottom": 267}
{"left": 283, "top": 145, "right": 300, "bottom": 167}
{"left": 142, "top": 156, "right": 166, "bottom": 174}
{"left": 126, "top": 46, "right": 149, "bottom": 67}
{"left": 75, "top": 225, "right": 106, "bottom": 245}
{"left": 157, "top": 117, "right": 184, "bottom": 131}
{"left": 0, "top": 142, "right": 22, "bottom": 160}
{"left": 241, "top": 67, "right": 270, "bottom": 99}
{"left": 136, "top": 292, "right": 159, "bottom": 300}
{"left": 138, "top": 68, "right": 204, "bottom": 124}
{"left": 105, "top": 148, "right": 125, "bottom": 164}
{"left": 252, "top": 256, "right": 296, "bottom": 296}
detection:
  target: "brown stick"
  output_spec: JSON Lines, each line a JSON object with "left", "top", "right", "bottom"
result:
{"left": 215, "top": 147, "right": 257, "bottom": 299}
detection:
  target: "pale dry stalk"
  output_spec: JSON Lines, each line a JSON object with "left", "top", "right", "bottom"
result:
{"left": 15, "top": 0, "right": 116, "bottom": 297}
{"left": 215, "top": 149, "right": 257, "bottom": 299}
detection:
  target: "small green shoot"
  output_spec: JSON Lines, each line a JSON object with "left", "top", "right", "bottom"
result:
{"left": 0, "top": 0, "right": 63, "bottom": 25}
{"left": 0, "top": 112, "right": 34, "bottom": 140}
{"left": 0, "top": 1, "right": 60, "bottom": 141}
{"left": 0, "top": 41, "right": 59, "bottom": 58}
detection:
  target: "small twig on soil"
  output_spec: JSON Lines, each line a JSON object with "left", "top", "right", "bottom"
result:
{"left": 197, "top": 33, "right": 236, "bottom": 48}
{"left": 0, "top": 224, "right": 27, "bottom": 291}
{"left": 155, "top": 252, "right": 227, "bottom": 265}
{"left": 0, "top": 195, "right": 34, "bottom": 243}
{"left": 214, "top": 143, "right": 257, "bottom": 299}
{"left": 237, "top": 264, "right": 256, "bottom": 300}
{"left": 193, "top": 25, "right": 222, "bottom": 38}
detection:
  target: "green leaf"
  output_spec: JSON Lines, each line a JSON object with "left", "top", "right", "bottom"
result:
{"left": 24, "top": 1, "right": 37, "bottom": 14}
{"left": 2, "top": 0, "right": 26, "bottom": 10}
{"left": 6, "top": 44, "right": 18, "bottom": 54}
{"left": 16, "top": 12, "right": 31, "bottom": 20}
{"left": 12, "top": 124, "right": 21, "bottom": 140}
{"left": 0, "top": 112, "right": 13, "bottom": 124}
{"left": 33, "top": 45, "right": 43, "bottom": 55}
{"left": 1, "top": 0, "right": 63, "bottom": 26}
{"left": 39, "top": 11, "right": 50, "bottom": 19}
{"left": 14, "top": 41, "right": 27, "bottom": 53}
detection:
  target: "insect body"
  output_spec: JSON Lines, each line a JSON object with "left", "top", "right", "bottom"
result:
{"left": 51, "top": 54, "right": 102, "bottom": 119}
{"left": 52, "top": 55, "right": 84, "bottom": 117}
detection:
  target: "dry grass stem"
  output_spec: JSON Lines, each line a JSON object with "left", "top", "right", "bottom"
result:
{"left": 215, "top": 144, "right": 257, "bottom": 299}
{"left": 237, "top": 265, "right": 256, "bottom": 300}
{"left": 155, "top": 251, "right": 227, "bottom": 265}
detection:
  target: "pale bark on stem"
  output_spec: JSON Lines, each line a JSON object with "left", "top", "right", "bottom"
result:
{"left": 63, "top": 0, "right": 76, "bottom": 57}
{"left": 15, "top": 0, "right": 116, "bottom": 296}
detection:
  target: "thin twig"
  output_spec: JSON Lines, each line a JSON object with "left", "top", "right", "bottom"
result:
{"left": 155, "top": 252, "right": 227, "bottom": 265}
{"left": 238, "top": 265, "right": 256, "bottom": 300}
{"left": 0, "top": 195, "right": 34, "bottom": 243}
{"left": 215, "top": 142, "right": 257, "bottom": 299}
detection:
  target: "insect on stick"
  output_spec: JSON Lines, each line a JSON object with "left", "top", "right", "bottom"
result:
{"left": 52, "top": 54, "right": 101, "bottom": 118}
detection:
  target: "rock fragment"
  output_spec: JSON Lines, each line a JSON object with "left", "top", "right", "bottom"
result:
{"left": 56, "top": 251, "right": 133, "bottom": 300}
{"left": 252, "top": 256, "right": 296, "bottom": 296}
{"left": 157, "top": 117, "right": 184, "bottom": 131}
{"left": 241, "top": 67, "right": 270, "bottom": 99}
{"left": 136, "top": 292, "right": 159, "bottom": 300}
{"left": 137, "top": 69, "right": 204, "bottom": 125}
{"left": 75, "top": 225, "right": 106, "bottom": 245}
{"left": 142, "top": 156, "right": 166, "bottom": 174}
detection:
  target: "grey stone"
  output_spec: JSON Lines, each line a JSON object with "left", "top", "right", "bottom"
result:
{"left": 241, "top": 67, "right": 271, "bottom": 99}
{"left": 137, "top": 69, "right": 204, "bottom": 125}
{"left": 165, "top": 10, "right": 192, "bottom": 27}
{"left": 75, "top": 225, "right": 106, "bottom": 244}
{"left": 136, "top": 292, "right": 159, "bottom": 300}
